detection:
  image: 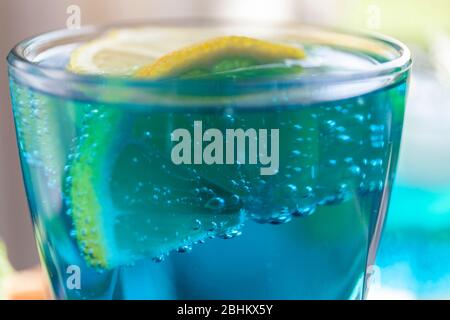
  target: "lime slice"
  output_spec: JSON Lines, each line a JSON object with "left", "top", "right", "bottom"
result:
{"left": 67, "top": 31, "right": 305, "bottom": 269}
{"left": 0, "top": 241, "right": 14, "bottom": 299}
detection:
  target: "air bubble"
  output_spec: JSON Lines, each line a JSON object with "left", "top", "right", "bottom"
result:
{"left": 269, "top": 213, "right": 292, "bottom": 225}
{"left": 293, "top": 205, "right": 316, "bottom": 217}
{"left": 291, "top": 150, "right": 301, "bottom": 157}
{"left": 301, "top": 186, "right": 314, "bottom": 198}
{"left": 327, "top": 159, "right": 337, "bottom": 166}
{"left": 354, "top": 114, "right": 365, "bottom": 123}
{"left": 370, "top": 159, "right": 383, "bottom": 167}
{"left": 208, "top": 221, "right": 218, "bottom": 232}
{"left": 229, "top": 194, "right": 240, "bottom": 206}
{"left": 205, "top": 197, "right": 225, "bottom": 210}
{"left": 218, "top": 229, "right": 242, "bottom": 239}
{"left": 337, "top": 134, "right": 351, "bottom": 142}
{"left": 349, "top": 165, "right": 361, "bottom": 176}
{"left": 192, "top": 219, "right": 202, "bottom": 230}
{"left": 177, "top": 245, "right": 192, "bottom": 253}
{"left": 325, "top": 120, "right": 336, "bottom": 129}
{"left": 144, "top": 131, "right": 152, "bottom": 138}
{"left": 287, "top": 184, "right": 297, "bottom": 192}
{"left": 152, "top": 255, "right": 165, "bottom": 263}
{"left": 370, "top": 124, "right": 384, "bottom": 133}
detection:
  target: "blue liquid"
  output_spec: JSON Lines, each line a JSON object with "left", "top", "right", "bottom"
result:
{"left": 9, "top": 40, "right": 408, "bottom": 299}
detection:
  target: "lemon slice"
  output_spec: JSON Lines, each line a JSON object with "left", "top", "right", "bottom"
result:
{"left": 69, "top": 39, "right": 151, "bottom": 75}
{"left": 69, "top": 32, "right": 306, "bottom": 78}
{"left": 135, "top": 35, "right": 305, "bottom": 79}
{"left": 66, "top": 109, "right": 243, "bottom": 268}
{"left": 68, "top": 28, "right": 195, "bottom": 75}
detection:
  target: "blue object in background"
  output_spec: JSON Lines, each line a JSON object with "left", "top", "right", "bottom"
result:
{"left": 373, "top": 49, "right": 450, "bottom": 299}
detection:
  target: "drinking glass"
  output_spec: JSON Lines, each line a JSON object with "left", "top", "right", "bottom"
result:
{"left": 7, "top": 22, "right": 411, "bottom": 299}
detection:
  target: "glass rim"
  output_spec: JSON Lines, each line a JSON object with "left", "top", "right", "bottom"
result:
{"left": 7, "top": 18, "right": 412, "bottom": 90}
